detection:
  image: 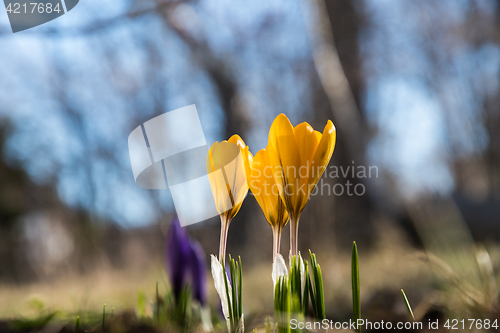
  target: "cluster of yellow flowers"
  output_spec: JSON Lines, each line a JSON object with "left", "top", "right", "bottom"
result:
{"left": 207, "top": 113, "right": 336, "bottom": 264}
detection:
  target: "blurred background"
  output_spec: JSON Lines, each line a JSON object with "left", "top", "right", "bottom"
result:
{"left": 0, "top": 0, "right": 500, "bottom": 325}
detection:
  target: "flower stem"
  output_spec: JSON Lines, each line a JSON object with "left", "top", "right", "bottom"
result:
{"left": 290, "top": 216, "right": 300, "bottom": 257}
{"left": 219, "top": 215, "right": 231, "bottom": 263}
{"left": 272, "top": 224, "right": 283, "bottom": 259}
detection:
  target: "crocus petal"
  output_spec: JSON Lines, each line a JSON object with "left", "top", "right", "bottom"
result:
{"left": 314, "top": 130, "right": 322, "bottom": 143}
{"left": 207, "top": 142, "right": 233, "bottom": 214}
{"left": 249, "top": 148, "right": 289, "bottom": 229}
{"left": 272, "top": 253, "right": 288, "bottom": 288}
{"left": 242, "top": 147, "right": 253, "bottom": 182}
{"left": 294, "top": 122, "right": 320, "bottom": 210}
{"left": 228, "top": 134, "right": 246, "bottom": 150}
{"left": 166, "top": 219, "right": 191, "bottom": 302}
{"left": 207, "top": 141, "right": 249, "bottom": 217}
{"left": 268, "top": 114, "right": 302, "bottom": 217}
{"left": 188, "top": 241, "right": 208, "bottom": 306}
{"left": 310, "top": 120, "right": 336, "bottom": 187}
{"left": 299, "top": 255, "right": 306, "bottom": 299}
{"left": 211, "top": 254, "right": 232, "bottom": 324}
{"left": 248, "top": 149, "right": 267, "bottom": 215}
{"left": 294, "top": 122, "right": 319, "bottom": 168}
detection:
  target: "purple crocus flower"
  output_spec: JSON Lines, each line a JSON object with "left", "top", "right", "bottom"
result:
{"left": 188, "top": 241, "right": 208, "bottom": 306}
{"left": 166, "top": 218, "right": 208, "bottom": 306}
{"left": 166, "top": 219, "right": 191, "bottom": 302}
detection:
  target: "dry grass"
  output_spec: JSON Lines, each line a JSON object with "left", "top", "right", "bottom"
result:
{"left": 0, "top": 262, "right": 165, "bottom": 318}
{"left": 0, "top": 222, "right": 442, "bottom": 324}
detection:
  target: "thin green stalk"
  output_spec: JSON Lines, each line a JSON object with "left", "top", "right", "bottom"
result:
{"left": 75, "top": 316, "right": 80, "bottom": 331}
{"left": 229, "top": 256, "right": 238, "bottom": 324}
{"left": 307, "top": 272, "right": 317, "bottom": 318}
{"left": 222, "top": 259, "right": 233, "bottom": 329}
{"left": 274, "top": 277, "right": 281, "bottom": 333}
{"left": 401, "top": 289, "right": 415, "bottom": 321}
{"left": 314, "top": 267, "right": 321, "bottom": 317}
{"left": 274, "top": 278, "right": 280, "bottom": 313}
{"left": 275, "top": 276, "right": 292, "bottom": 333}
{"left": 302, "top": 262, "right": 309, "bottom": 318}
{"left": 238, "top": 256, "right": 243, "bottom": 318}
{"left": 307, "top": 250, "right": 318, "bottom": 318}
{"left": 317, "top": 264, "right": 325, "bottom": 319}
{"left": 102, "top": 304, "right": 106, "bottom": 330}
{"left": 156, "top": 281, "right": 159, "bottom": 325}
{"left": 297, "top": 254, "right": 302, "bottom": 299}
{"left": 306, "top": 250, "right": 327, "bottom": 320}
{"left": 310, "top": 252, "right": 322, "bottom": 319}
{"left": 351, "top": 242, "right": 361, "bottom": 332}
{"left": 284, "top": 280, "right": 292, "bottom": 332}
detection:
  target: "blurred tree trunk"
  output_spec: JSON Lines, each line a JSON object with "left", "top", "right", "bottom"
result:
{"left": 156, "top": 2, "right": 252, "bottom": 254}
{"left": 301, "top": 0, "right": 375, "bottom": 251}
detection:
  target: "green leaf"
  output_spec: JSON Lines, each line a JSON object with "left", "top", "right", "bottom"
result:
{"left": 137, "top": 290, "right": 146, "bottom": 318}
{"left": 312, "top": 257, "right": 321, "bottom": 318}
{"left": 307, "top": 250, "right": 318, "bottom": 318}
{"left": 302, "top": 262, "right": 309, "bottom": 317}
{"left": 102, "top": 304, "right": 106, "bottom": 330}
{"left": 296, "top": 254, "right": 302, "bottom": 299}
{"left": 307, "top": 271, "right": 317, "bottom": 318}
{"left": 222, "top": 259, "right": 233, "bottom": 327}
{"left": 230, "top": 256, "right": 238, "bottom": 324}
{"left": 401, "top": 289, "right": 415, "bottom": 321}
{"left": 238, "top": 256, "right": 243, "bottom": 318}
{"left": 155, "top": 281, "right": 160, "bottom": 325}
{"left": 317, "top": 264, "right": 325, "bottom": 319}
{"left": 351, "top": 242, "right": 361, "bottom": 332}
{"left": 10, "top": 312, "right": 56, "bottom": 331}
{"left": 274, "top": 277, "right": 280, "bottom": 314}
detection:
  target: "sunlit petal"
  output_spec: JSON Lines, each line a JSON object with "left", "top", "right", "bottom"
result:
{"left": 228, "top": 134, "right": 246, "bottom": 149}
{"left": 268, "top": 114, "right": 301, "bottom": 217}
{"left": 294, "top": 122, "right": 320, "bottom": 209}
{"left": 310, "top": 120, "right": 336, "bottom": 187}
{"left": 265, "top": 115, "right": 336, "bottom": 257}
{"left": 272, "top": 253, "right": 288, "bottom": 288}
{"left": 211, "top": 255, "right": 232, "bottom": 325}
{"left": 249, "top": 148, "right": 289, "bottom": 228}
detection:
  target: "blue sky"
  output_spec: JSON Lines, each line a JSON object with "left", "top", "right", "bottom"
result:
{"left": 0, "top": 0, "right": 497, "bottom": 226}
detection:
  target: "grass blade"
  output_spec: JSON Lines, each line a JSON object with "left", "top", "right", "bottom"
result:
{"left": 222, "top": 259, "right": 233, "bottom": 328}
{"left": 302, "top": 262, "right": 309, "bottom": 318}
{"left": 307, "top": 251, "right": 318, "bottom": 318}
{"left": 317, "top": 264, "right": 325, "bottom": 319}
{"left": 155, "top": 281, "right": 159, "bottom": 325}
{"left": 75, "top": 316, "right": 80, "bottom": 331}
{"left": 285, "top": 277, "right": 291, "bottom": 333}
{"left": 401, "top": 289, "right": 415, "bottom": 321}
{"left": 238, "top": 256, "right": 243, "bottom": 318}
{"left": 230, "top": 256, "right": 238, "bottom": 323}
{"left": 351, "top": 242, "right": 361, "bottom": 332}
{"left": 102, "top": 304, "right": 106, "bottom": 330}
{"left": 307, "top": 272, "right": 317, "bottom": 318}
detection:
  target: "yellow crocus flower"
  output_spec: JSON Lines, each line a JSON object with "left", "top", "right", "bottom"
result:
{"left": 267, "top": 114, "right": 336, "bottom": 257}
{"left": 207, "top": 134, "right": 251, "bottom": 263}
{"left": 246, "top": 147, "right": 289, "bottom": 259}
